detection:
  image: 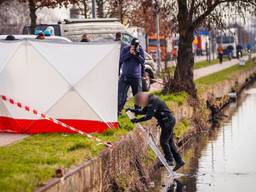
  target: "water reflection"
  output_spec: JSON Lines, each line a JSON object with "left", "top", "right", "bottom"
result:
{"left": 160, "top": 85, "right": 256, "bottom": 192}
{"left": 167, "top": 179, "right": 186, "bottom": 192}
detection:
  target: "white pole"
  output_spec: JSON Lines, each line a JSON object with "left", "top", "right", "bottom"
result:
{"left": 156, "top": 1, "right": 161, "bottom": 72}
{"left": 92, "top": 0, "right": 96, "bottom": 18}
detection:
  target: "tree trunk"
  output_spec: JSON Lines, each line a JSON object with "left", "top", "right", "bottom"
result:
{"left": 171, "top": 30, "right": 196, "bottom": 97}
{"left": 28, "top": 0, "right": 37, "bottom": 34}
{"left": 82, "top": 0, "right": 88, "bottom": 18}
{"left": 166, "top": 0, "right": 196, "bottom": 97}
{"left": 96, "top": 0, "right": 104, "bottom": 18}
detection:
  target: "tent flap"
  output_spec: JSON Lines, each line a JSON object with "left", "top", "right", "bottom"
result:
{"left": 0, "top": 40, "right": 120, "bottom": 134}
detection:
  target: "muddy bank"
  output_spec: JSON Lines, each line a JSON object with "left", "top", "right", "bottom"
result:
{"left": 158, "top": 82, "right": 256, "bottom": 192}
{"left": 35, "top": 65, "right": 256, "bottom": 192}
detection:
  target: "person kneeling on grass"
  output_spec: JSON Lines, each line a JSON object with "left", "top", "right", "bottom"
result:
{"left": 126, "top": 92, "right": 185, "bottom": 171}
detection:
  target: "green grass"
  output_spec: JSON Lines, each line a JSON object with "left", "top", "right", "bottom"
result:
{"left": 196, "top": 60, "right": 256, "bottom": 92}
{"left": 0, "top": 134, "right": 101, "bottom": 192}
{"left": 174, "top": 118, "right": 191, "bottom": 140}
{"left": 154, "top": 91, "right": 188, "bottom": 107}
{"left": 0, "top": 115, "right": 135, "bottom": 192}
{"left": 194, "top": 57, "right": 228, "bottom": 69}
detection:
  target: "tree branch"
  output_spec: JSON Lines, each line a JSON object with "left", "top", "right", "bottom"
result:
{"left": 192, "top": 0, "right": 224, "bottom": 29}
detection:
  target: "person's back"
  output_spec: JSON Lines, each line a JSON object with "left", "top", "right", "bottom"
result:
{"left": 145, "top": 95, "right": 172, "bottom": 121}
{"left": 217, "top": 45, "right": 224, "bottom": 54}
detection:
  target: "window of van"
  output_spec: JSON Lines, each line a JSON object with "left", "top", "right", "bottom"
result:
{"left": 122, "top": 33, "right": 133, "bottom": 44}
{"left": 217, "top": 36, "right": 235, "bottom": 44}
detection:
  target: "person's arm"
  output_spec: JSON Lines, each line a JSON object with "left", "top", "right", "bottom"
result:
{"left": 135, "top": 47, "right": 145, "bottom": 65}
{"left": 120, "top": 47, "right": 131, "bottom": 64}
{"left": 141, "top": 61, "right": 145, "bottom": 77}
{"left": 131, "top": 103, "right": 156, "bottom": 123}
{"left": 126, "top": 107, "right": 147, "bottom": 115}
{"left": 135, "top": 47, "right": 145, "bottom": 77}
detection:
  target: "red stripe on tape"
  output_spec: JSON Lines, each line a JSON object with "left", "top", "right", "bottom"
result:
{"left": 41, "top": 114, "right": 46, "bottom": 118}
{"left": 2, "top": 96, "right": 7, "bottom": 101}
{"left": 25, "top": 106, "right": 30, "bottom": 111}
{"left": 0, "top": 95, "right": 113, "bottom": 148}
{"left": 17, "top": 102, "right": 22, "bottom": 108}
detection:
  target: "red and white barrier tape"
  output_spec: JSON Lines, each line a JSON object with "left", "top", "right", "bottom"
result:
{"left": 0, "top": 95, "right": 112, "bottom": 148}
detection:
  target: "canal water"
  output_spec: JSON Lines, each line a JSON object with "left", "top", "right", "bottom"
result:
{"left": 159, "top": 85, "right": 256, "bottom": 192}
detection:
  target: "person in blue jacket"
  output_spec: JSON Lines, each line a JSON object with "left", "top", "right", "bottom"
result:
{"left": 118, "top": 38, "right": 145, "bottom": 115}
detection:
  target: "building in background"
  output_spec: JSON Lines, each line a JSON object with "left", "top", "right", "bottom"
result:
{"left": 147, "top": 34, "right": 168, "bottom": 61}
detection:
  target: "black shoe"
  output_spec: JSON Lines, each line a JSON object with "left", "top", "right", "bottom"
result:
{"left": 173, "top": 160, "right": 185, "bottom": 172}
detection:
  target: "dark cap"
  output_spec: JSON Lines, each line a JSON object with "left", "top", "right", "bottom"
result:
{"left": 131, "top": 38, "right": 139, "bottom": 46}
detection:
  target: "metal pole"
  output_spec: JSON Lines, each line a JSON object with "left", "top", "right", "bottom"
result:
{"left": 155, "top": 1, "right": 161, "bottom": 72}
{"left": 209, "top": 31, "right": 211, "bottom": 62}
{"left": 92, "top": 0, "right": 96, "bottom": 18}
{"left": 212, "top": 31, "right": 215, "bottom": 60}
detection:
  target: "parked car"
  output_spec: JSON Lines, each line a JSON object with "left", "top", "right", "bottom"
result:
{"left": 23, "top": 18, "right": 157, "bottom": 91}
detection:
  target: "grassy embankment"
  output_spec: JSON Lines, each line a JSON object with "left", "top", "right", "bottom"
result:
{"left": 0, "top": 92, "right": 188, "bottom": 192}
{"left": 195, "top": 59, "right": 256, "bottom": 92}
{"left": 193, "top": 57, "right": 228, "bottom": 69}
{"left": 1, "top": 60, "right": 255, "bottom": 192}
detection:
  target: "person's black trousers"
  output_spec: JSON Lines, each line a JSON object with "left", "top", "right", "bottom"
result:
{"left": 218, "top": 53, "right": 223, "bottom": 64}
{"left": 159, "top": 117, "right": 182, "bottom": 163}
{"left": 118, "top": 75, "right": 142, "bottom": 113}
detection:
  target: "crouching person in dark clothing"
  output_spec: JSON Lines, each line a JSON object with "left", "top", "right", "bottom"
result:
{"left": 127, "top": 92, "right": 185, "bottom": 171}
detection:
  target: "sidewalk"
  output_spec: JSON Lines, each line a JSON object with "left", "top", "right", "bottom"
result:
{"left": 194, "top": 54, "right": 255, "bottom": 80}
{"left": 0, "top": 133, "right": 29, "bottom": 147}
{"left": 151, "top": 54, "right": 255, "bottom": 91}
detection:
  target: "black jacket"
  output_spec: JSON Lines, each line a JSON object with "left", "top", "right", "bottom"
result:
{"left": 131, "top": 95, "right": 173, "bottom": 123}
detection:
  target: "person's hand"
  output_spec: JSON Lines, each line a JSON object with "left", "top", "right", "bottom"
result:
{"left": 130, "top": 47, "right": 135, "bottom": 55}
{"left": 131, "top": 118, "right": 139, "bottom": 124}
{"left": 125, "top": 108, "right": 133, "bottom": 112}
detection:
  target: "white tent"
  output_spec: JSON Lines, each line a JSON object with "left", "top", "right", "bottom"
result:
{"left": 0, "top": 40, "right": 120, "bottom": 133}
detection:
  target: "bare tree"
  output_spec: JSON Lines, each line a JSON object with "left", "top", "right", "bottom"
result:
{"left": 130, "top": 0, "right": 172, "bottom": 37}
{"left": 106, "top": 0, "right": 137, "bottom": 24}
{"left": 19, "top": 0, "right": 79, "bottom": 32}
{"left": 162, "top": 0, "right": 256, "bottom": 97}
{"left": 79, "top": 0, "right": 88, "bottom": 18}
{"left": 96, "top": 0, "right": 104, "bottom": 17}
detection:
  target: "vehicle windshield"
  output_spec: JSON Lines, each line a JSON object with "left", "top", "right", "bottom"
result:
{"left": 23, "top": 25, "right": 61, "bottom": 36}
{"left": 217, "top": 36, "right": 235, "bottom": 44}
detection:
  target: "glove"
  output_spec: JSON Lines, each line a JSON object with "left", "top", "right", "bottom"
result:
{"left": 125, "top": 108, "right": 132, "bottom": 112}
{"left": 131, "top": 118, "right": 139, "bottom": 124}
{"left": 126, "top": 108, "right": 136, "bottom": 113}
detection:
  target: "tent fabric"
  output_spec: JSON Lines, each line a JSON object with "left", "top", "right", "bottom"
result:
{"left": 0, "top": 40, "right": 120, "bottom": 134}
